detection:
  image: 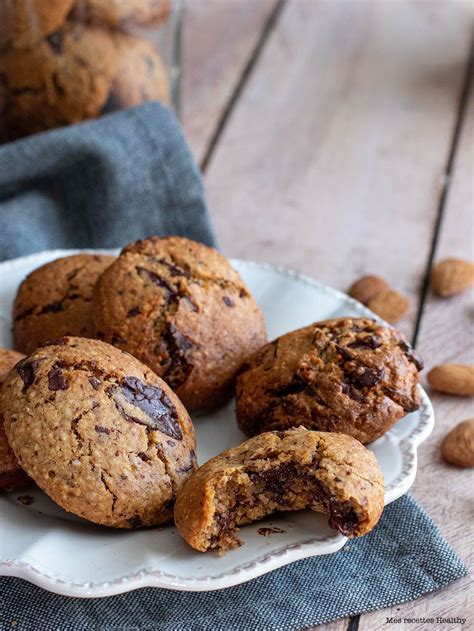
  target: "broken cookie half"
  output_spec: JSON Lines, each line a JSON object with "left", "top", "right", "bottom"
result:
{"left": 174, "top": 427, "right": 384, "bottom": 552}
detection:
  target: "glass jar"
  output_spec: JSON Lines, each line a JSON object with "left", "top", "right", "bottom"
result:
{"left": 0, "top": 0, "right": 182, "bottom": 143}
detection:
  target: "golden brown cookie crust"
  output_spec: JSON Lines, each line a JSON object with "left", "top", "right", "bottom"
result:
{"left": 0, "top": 348, "right": 29, "bottom": 492}
{"left": 174, "top": 427, "right": 385, "bottom": 552}
{"left": 236, "top": 317, "right": 423, "bottom": 444}
{"left": 13, "top": 254, "right": 114, "bottom": 354}
{"left": 107, "top": 32, "right": 170, "bottom": 109}
{"left": 0, "top": 0, "right": 75, "bottom": 49}
{"left": 93, "top": 236, "right": 267, "bottom": 411}
{"left": 76, "top": 0, "right": 171, "bottom": 27}
{"left": 1, "top": 22, "right": 118, "bottom": 139}
{"left": 0, "top": 337, "right": 196, "bottom": 527}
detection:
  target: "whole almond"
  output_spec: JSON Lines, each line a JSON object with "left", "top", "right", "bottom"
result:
{"left": 427, "top": 364, "right": 474, "bottom": 396}
{"left": 441, "top": 419, "right": 474, "bottom": 467}
{"left": 348, "top": 275, "right": 390, "bottom": 305}
{"left": 366, "top": 289, "right": 409, "bottom": 324}
{"left": 431, "top": 258, "right": 474, "bottom": 297}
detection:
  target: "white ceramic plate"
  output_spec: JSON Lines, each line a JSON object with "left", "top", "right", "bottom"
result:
{"left": 0, "top": 249, "right": 434, "bottom": 597}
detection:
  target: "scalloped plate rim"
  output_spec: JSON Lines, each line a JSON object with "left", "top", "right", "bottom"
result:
{"left": 0, "top": 249, "right": 434, "bottom": 597}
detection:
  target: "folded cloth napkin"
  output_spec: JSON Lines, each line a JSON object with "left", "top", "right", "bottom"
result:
{"left": 0, "top": 103, "right": 216, "bottom": 261}
{"left": 0, "top": 104, "right": 467, "bottom": 630}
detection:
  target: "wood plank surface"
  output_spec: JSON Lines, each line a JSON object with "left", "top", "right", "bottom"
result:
{"left": 195, "top": 0, "right": 473, "bottom": 628}
{"left": 182, "top": 0, "right": 279, "bottom": 164}
{"left": 359, "top": 80, "right": 474, "bottom": 631}
{"left": 204, "top": 0, "right": 471, "bottom": 339}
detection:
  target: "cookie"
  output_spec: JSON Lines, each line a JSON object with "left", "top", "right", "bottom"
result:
{"left": 0, "top": 0, "right": 74, "bottom": 49}
{"left": 174, "top": 427, "right": 384, "bottom": 552}
{"left": 75, "top": 0, "right": 171, "bottom": 27}
{"left": 104, "top": 32, "right": 170, "bottom": 111}
{"left": 0, "top": 337, "right": 196, "bottom": 527}
{"left": 1, "top": 22, "right": 118, "bottom": 139}
{"left": 93, "top": 236, "right": 267, "bottom": 411}
{"left": 13, "top": 254, "right": 114, "bottom": 355}
{"left": 0, "top": 348, "right": 29, "bottom": 492}
{"left": 236, "top": 317, "right": 423, "bottom": 444}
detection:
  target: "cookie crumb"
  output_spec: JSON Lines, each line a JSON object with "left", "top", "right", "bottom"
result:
{"left": 17, "top": 495, "right": 34, "bottom": 506}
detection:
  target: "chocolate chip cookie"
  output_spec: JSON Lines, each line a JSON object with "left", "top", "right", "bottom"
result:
{"left": 236, "top": 317, "right": 423, "bottom": 444}
{"left": 0, "top": 0, "right": 74, "bottom": 49}
{"left": 0, "top": 348, "right": 30, "bottom": 492}
{"left": 76, "top": 0, "right": 171, "bottom": 27}
{"left": 105, "top": 32, "right": 170, "bottom": 110}
{"left": 1, "top": 22, "right": 118, "bottom": 139}
{"left": 174, "top": 427, "right": 384, "bottom": 552}
{"left": 93, "top": 236, "right": 267, "bottom": 411}
{"left": 0, "top": 337, "right": 196, "bottom": 527}
{"left": 13, "top": 254, "right": 114, "bottom": 355}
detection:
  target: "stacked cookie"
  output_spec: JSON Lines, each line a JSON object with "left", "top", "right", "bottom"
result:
{"left": 0, "top": 0, "right": 171, "bottom": 142}
{"left": 0, "top": 236, "right": 424, "bottom": 552}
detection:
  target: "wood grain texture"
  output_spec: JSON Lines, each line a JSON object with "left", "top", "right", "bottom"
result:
{"left": 359, "top": 81, "right": 474, "bottom": 631}
{"left": 204, "top": 0, "right": 471, "bottom": 338}
{"left": 181, "top": 0, "right": 279, "bottom": 163}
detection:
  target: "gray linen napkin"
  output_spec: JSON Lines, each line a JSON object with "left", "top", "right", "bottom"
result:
{"left": 0, "top": 104, "right": 467, "bottom": 630}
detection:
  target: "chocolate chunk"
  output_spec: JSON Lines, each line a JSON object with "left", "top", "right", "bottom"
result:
{"left": 136, "top": 266, "right": 174, "bottom": 293}
{"left": 399, "top": 341, "right": 424, "bottom": 371}
{"left": 127, "top": 306, "right": 141, "bottom": 318}
{"left": 48, "top": 367, "right": 69, "bottom": 391}
{"left": 17, "top": 495, "right": 34, "bottom": 506}
{"left": 349, "top": 365, "right": 384, "bottom": 389}
{"left": 257, "top": 526, "right": 285, "bottom": 536}
{"left": 271, "top": 378, "right": 307, "bottom": 397}
{"left": 46, "top": 30, "right": 64, "bottom": 54}
{"left": 89, "top": 376, "right": 101, "bottom": 390}
{"left": 39, "top": 301, "right": 64, "bottom": 315}
{"left": 114, "top": 376, "right": 182, "bottom": 440}
{"left": 341, "top": 382, "right": 365, "bottom": 402}
{"left": 14, "top": 306, "right": 35, "bottom": 322}
{"left": 223, "top": 296, "right": 235, "bottom": 307}
{"left": 162, "top": 325, "right": 194, "bottom": 389}
{"left": 328, "top": 504, "right": 358, "bottom": 537}
{"left": 66, "top": 268, "right": 80, "bottom": 281}
{"left": 95, "top": 425, "right": 110, "bottom": 434}
{"left": 16, "top": 359, "right": 41, "bottom": 393}
{"left": 158, "top": 258, "right": 190, "bottom": 279}
{"left": 138, "top": 451, "right": 150, "bottom": 461}
{"left": 348, "top": 335, "right": 382, "bottom": 350}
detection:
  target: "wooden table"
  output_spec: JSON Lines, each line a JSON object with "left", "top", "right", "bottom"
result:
{"left": 182, "top": 1, "right": 473, "bottom": 628}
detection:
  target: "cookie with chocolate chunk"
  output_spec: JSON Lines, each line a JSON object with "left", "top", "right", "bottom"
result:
{"left": 174, "top": 427, "right": 384, "bottom": 552}
{"left": 236, "top": 317, "right": 423, "bottom": 444}
{"left": 13, "top": 254, "right": 114, "bottom": 354}
{"left": 0, "top": 0, "right": 74, "bottom": 49}
{"left": 0, "top": 348, "right": 30, "bottom": 492}
{"left": 1, "top": 22, "right": 118, "bottom": 140}
{"left": 93, "top": 236, "right": 267, "bottom": 411}
{"left": 0, "top": 337, "right": 196, "bottom": 527}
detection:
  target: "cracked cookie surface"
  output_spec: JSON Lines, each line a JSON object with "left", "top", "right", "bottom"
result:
{"left": 174, "top": 427, "right": 384, "bottom": 552}
{"left": 0, "top": 337, "right": 196, "bottom": 527}
{"left": 1, "top": 22, "right": 117, "bottom": 140}
{"left": 13, "top": 254, "right": 114, "bottom": 354}
{"left": 0, "top": 348, "right": 30, "bottom": 492}
{"left": 236, "top": 317, "right": 423, "bottom": 444}
{"left": 93, "top": 236, "right": 267, "bottom": 411}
